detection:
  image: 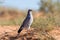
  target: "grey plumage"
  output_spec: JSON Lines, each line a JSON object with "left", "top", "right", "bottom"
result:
{"left": 18, "top": 9, "right": 33, "bottom": 33}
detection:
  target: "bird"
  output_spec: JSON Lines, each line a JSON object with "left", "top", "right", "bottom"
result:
{"left": 18, "top": 9, "right": 33, "bottom": 34}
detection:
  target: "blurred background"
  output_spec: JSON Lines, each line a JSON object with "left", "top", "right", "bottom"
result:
{"left": 0, "top": 0, "right": 60, "bottom": 29}
{"left": 0, "top": 0, "right": 60, "bottom": 40}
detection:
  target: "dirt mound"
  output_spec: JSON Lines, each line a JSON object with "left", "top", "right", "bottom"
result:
{"left": 1, "top": 26, "right": 60, "bottom": 40}
{"left": 0, "top": 26, "right": 40, "bottom": 40}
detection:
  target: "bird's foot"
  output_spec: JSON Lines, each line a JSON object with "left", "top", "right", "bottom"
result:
{"left": 15, "top": 33, "right": 20, "bottom": 38}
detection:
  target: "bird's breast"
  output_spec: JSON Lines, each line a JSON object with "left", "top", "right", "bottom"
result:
{"left": 29, "top": 14, "right": 33, "bottom": 24}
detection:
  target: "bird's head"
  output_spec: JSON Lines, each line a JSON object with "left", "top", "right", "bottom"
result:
{"left": 27, "top": 9, "right": 33, "bottom": 17}
{"left": 28, "top": 9, "right": 32, "bottom": 12}
{"left": 28, "top": 9, "right": 32, "bottom": 14}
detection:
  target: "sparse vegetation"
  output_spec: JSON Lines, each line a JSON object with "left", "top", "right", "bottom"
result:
{"left": 0, "top": 7, "right": 60, "bottom": 40}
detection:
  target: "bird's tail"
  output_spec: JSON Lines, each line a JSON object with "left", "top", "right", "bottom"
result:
{"left": 18, "top": 28, "right": 23, "bottom": 33}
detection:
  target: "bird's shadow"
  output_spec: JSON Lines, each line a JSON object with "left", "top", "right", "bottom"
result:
{"left": 9, "top": 34, "right": 20, "bottom": 40}
{"left": 9, "top": 36, "right": 25, "bottom": 40}
{"left": 9, "top": 33, "right": 28, "bottom": 40}
{"left": 9, "top": 37, "right": 17, "bottom": 40}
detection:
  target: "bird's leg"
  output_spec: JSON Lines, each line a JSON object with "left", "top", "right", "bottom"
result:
{"left": 27, "top": 26, "right": 30, "bottom": 33}
{"left": 15, "top": 33, "right": 20, "bottom": 38}
{"left": 28, "top": 26, "right": 30, "bottom": 30}
{"left": 27, "top": 27, "right": 33, "bottom": 35}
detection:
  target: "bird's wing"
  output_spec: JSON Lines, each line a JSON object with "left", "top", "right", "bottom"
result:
{"left": 20, "top": 17, "right": 30, "bottom": 28}
{"left": 18, "top": 17, "right": 30, "bottom": 33}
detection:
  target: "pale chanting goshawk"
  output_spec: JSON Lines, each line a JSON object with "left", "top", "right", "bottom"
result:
{"left": 18, "top": 9, "right": 33, "bottom": 33}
